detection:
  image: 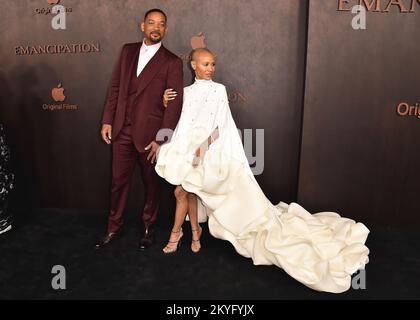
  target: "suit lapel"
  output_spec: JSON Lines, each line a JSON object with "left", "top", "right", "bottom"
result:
{"left": 124, "top": 43, "right": 141, "bottom": 95}
{"left": 135, "top": 45, "right": 166, "bottom": 97}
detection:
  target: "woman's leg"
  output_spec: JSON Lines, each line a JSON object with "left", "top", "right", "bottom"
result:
{"left": 188, "top": 193, "right": 202, "bottom": 253}
{"left": 163, "top": 185, "right": 189, "bottom": 253}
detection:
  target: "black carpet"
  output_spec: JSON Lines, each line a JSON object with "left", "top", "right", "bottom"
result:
{"left": 0, "top": 208, "right": 419, "bottom": 300}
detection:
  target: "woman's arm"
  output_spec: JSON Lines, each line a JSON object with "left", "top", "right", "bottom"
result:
{"left": 192, "top": 127, "right": 219, "bottom": 167}
{"left": 206, "top": 127, "right": 219, "bottom": 147}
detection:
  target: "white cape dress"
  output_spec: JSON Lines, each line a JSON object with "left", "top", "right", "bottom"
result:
{"left": 156, "top": 78, "right": 370, "bottom": 293}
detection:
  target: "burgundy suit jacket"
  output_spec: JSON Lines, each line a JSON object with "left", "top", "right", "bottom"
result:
{"left": 101, "top": 42, "right": 184, "bottom": 151}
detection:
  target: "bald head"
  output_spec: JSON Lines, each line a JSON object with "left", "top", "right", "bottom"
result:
{"left": 190, "top": 48, "right": 216, "bottom": 81}
{"left": 190, "top": 48, "right": 215, "bottom": 62}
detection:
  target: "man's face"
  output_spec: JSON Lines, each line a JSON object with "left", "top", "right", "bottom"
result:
{"left": 141, "top": 12, "right": 167, "bottom": 44}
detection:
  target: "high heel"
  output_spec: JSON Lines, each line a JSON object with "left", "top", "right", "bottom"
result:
{"left": 162, "top": 228, "right": 183, "bottom": 254}
{"left": 191, "top": 226, "right": 202, "bottom": 254}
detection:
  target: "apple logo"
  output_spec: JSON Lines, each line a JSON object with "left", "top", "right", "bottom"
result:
{"left": 52, "top": 83, "right": 66, "bottom": 102}
{"left": 191, "top": 32, "right": 206, "bottom": 49}
{"left": 47, "top": 0, "right": 60, "bottom": 4}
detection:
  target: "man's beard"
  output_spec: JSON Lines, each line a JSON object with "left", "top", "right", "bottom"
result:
{"left": 149, "top": 33, "right": 162, "bottom": 43}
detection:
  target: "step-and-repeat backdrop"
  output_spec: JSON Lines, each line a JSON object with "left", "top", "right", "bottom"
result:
{"left": 1, "top": 0, "right": 419, "bottom": 226}
{"left": 298, "top": 0, "right": 420, "bottom": 226}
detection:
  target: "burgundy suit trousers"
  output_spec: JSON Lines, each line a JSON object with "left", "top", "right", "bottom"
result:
{"left": 107, "top": 124, "right": 161, "bottom": 233}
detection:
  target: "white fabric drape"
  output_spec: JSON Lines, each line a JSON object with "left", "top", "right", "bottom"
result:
{"left": 156, "top": 79, "right": 370, "bottom": 293}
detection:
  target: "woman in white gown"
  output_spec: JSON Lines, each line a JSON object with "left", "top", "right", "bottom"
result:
{"left": 155, "top": 48, "right": 370, "bottom": 293}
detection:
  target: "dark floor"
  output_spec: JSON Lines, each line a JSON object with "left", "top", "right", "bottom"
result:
{"left": 0, "top": 208, "right": 419, "bottom": 300}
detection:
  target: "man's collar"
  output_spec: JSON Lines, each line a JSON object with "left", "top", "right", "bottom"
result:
{"left": 141, "top": 39, "right": 162, "bottom": 51}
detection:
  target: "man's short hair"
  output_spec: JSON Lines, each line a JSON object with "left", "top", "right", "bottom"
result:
{"left": 144, "top": 8, "right": 167, "bottom": 23}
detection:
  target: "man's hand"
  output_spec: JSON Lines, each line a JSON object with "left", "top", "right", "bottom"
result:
{"left": 101, "top": 124, "right": 112, "bottom": 144}
{"left": 145, "top": 141, "right": 160, "bottom": 164}
{"left": 163, "top": 88, "right": 177, "bottom": 108}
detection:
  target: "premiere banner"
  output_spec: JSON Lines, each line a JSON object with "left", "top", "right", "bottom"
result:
{"left": 298, "top": 0, "right": 420, "bottom": 225}
{"left": 0, "top": 0, "right": 307, "bottom": 213}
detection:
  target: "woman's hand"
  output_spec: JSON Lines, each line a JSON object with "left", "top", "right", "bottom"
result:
{"left": 192, "top": 146, "right": 206, "bottom": 168}
{"left": 192, "top": 128, "right": 219, "bottom": 167}
{"left": 163, "top": 88, "right": 177, "bottom": 108}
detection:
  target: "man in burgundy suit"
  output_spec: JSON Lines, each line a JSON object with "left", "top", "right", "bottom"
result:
{"left": 95, "top": 9, "right": 183, "bottom": 250}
